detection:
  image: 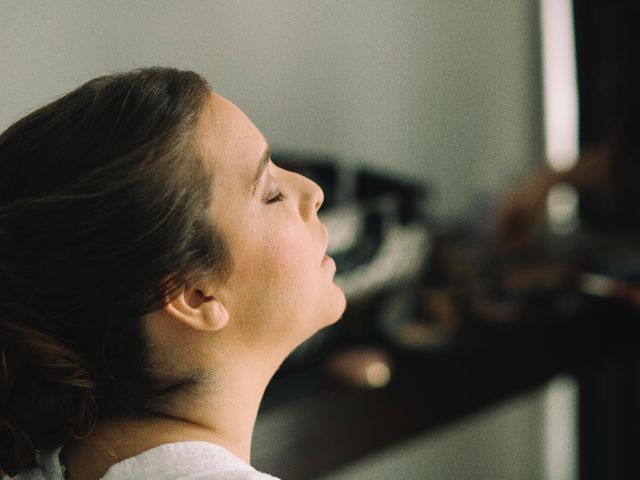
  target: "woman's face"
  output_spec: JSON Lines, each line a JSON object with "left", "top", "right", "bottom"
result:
{"left": 197, "top": 92, "right": 346, "bottom": 354}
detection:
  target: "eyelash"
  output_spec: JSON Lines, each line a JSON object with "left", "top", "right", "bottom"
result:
{"left": 266, "top": 189, "right": 287, "bottom": 204}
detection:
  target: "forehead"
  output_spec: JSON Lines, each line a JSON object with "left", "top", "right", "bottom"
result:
{"left": 196, "top": 92, "right": 266, "bottom": 186}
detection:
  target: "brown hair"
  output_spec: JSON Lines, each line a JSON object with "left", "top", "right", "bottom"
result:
{"left": 0, "top": 67, "right": 231, "bottom": 476}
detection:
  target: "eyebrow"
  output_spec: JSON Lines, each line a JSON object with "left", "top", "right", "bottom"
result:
{"left": 251, "top": 145, "right": 271, "bottom": 195}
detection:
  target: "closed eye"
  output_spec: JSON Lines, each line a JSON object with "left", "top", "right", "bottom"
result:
{"left": 266, "top": 189, "right": 287, "bottom": 204}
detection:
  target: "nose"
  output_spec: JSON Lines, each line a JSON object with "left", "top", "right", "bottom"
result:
{"left": 298, "top": 174, "right": 324, "bottom": 220}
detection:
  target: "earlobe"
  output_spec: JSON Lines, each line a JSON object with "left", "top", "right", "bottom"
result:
{"left": 164, "top": 287, "right": 230, "bottom": 332}
{"left": 207, "top": 298, "right": 230, "bottom": 331}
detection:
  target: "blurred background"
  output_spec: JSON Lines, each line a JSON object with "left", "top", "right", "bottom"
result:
{"left": 1, "top": 1, "right": 610, "bottom": 479}
{"left": 0, "top": 0, "right": 543, "bottom": 221}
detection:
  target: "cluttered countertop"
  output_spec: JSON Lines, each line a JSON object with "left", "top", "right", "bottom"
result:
{"left": 250, "top": 156, "right": 640, "bottom": 479}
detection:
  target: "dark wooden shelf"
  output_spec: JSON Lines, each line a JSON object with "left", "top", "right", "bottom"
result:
{"left": 252, "top": 293, "right": 633, "bottom": 479}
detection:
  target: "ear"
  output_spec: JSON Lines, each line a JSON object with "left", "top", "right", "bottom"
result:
{"left": 163, "top": 284, "right": 230, "bottom": 332}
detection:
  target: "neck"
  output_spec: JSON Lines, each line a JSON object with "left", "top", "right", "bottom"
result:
{"left": 152, "top": 353, "right": 278, "bottom": 463}
{"left": 63, "top": 353, "right": 280, "bottom": 480}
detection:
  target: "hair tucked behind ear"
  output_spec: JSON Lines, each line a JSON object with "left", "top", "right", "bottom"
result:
{"left": 0, "top": 67, "right": 232, "bottom": 476}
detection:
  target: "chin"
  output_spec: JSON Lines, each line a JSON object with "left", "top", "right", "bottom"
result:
{"left": 322, "top": 285, "right": 347, "bottom": 327}
{"left": 282, "top": 286, "right": 347, "bottom": 352}
{"left": 334, "top": 288, "right": 348, "bottom": 319}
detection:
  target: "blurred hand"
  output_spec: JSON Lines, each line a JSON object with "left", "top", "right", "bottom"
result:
{"left": 493, "top": 170, "right": 557, "bottom": 252}
{"left": 494, "top": 145, "right": 610, "bottom": 252}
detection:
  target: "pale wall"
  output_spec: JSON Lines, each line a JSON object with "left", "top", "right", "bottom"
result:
{"left": 0, "top": 0, "right": 542, "bottom": 220}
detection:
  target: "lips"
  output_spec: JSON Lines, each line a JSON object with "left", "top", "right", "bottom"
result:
{"left": 321, "top": 255, "right": 335, "bottom": 268}
{"left": 321, "top": 224, "right": 329, "bottom": 261}
{"left": 320, "top": 224, "right": 333, "bottom": 267}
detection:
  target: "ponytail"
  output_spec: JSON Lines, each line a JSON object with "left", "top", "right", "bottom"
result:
{"left": 0, "top": 304, "right": 97, "bottom": 476}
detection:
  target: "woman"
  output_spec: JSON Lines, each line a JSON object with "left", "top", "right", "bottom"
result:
{"left": 0, "top": 67, "right": 346, "bottom": 479}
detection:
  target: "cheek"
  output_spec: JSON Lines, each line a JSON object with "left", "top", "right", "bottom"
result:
{"left": 259, "top": 224, "right": 315, "bottom": 294}
{"left": 233, "top": 223, "right": 316, "bottom": 323}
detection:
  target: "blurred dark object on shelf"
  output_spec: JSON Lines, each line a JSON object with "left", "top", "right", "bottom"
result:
{"left": 268, "top": 152, "right": 640, "bottom": 395}
{"left": 271, "top": 152, "right": 432, "bottom": 371}
{"left": 274, "top": 152, "right": 430, "bottom": 300}
{"left": 578, "top": 240, "right": 640, "bottom": 307}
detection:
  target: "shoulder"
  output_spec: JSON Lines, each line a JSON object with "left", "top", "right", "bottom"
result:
{"left": 100, "top": 441, "right": 280, "bottom": 480}
{"left": 183, "top": 472, "right": 278, "bottom": 480}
